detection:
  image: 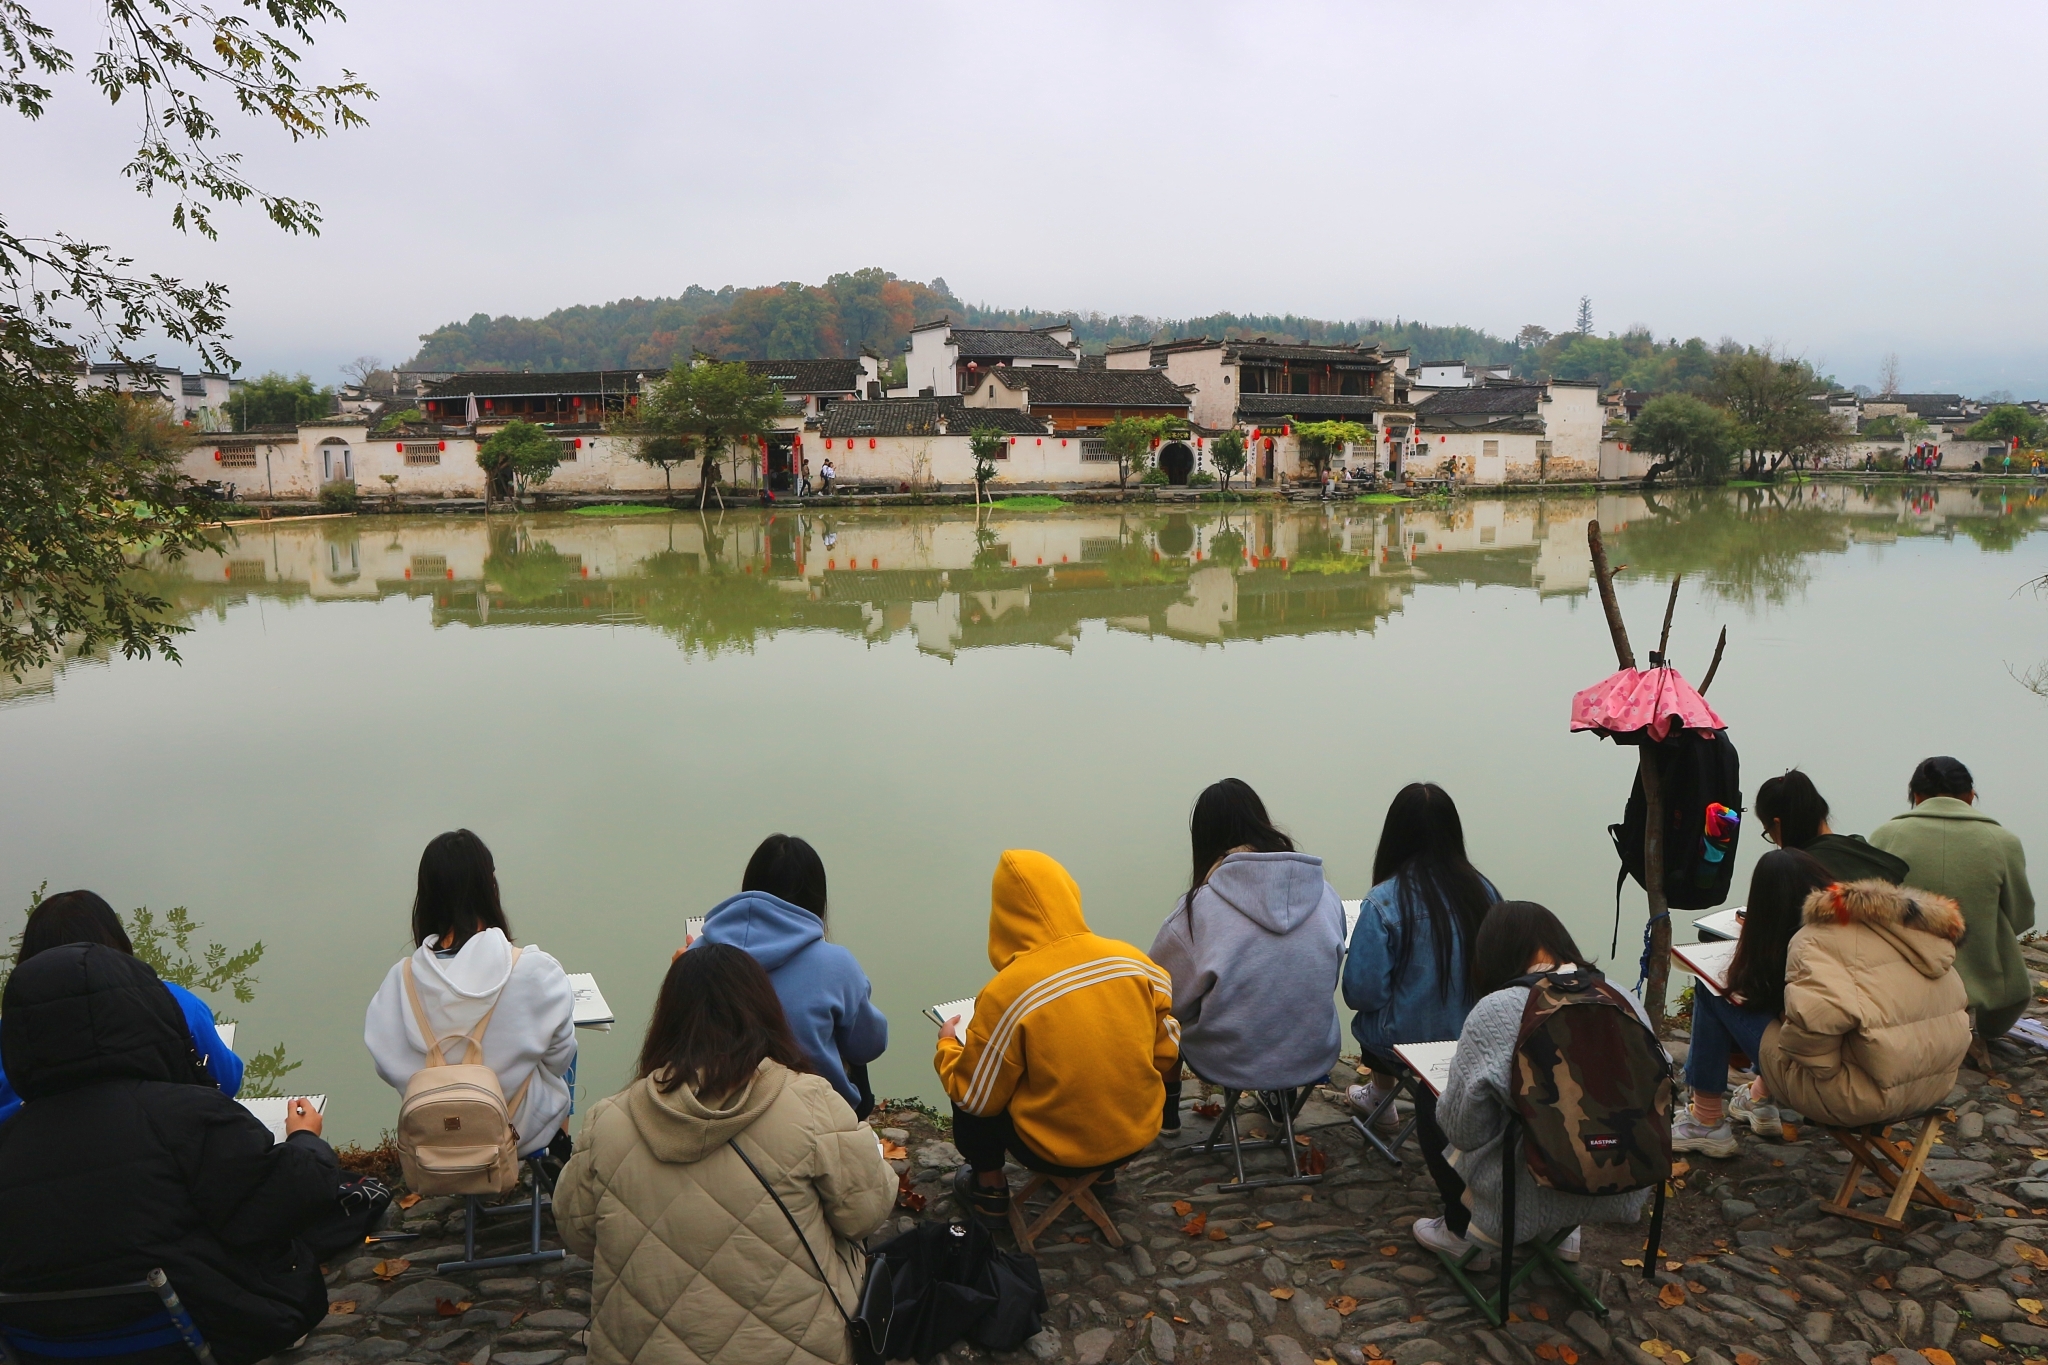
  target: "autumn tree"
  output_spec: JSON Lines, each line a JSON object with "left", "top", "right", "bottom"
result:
{"left": 477, "top": 421, "right": 564, "bottom": 502}
{"left": 1627, "top": 394, "right": 1740, "bottom": 485}
{"left": 1293, "top": 419, "right": 1372, "bottom": 484}
{"left": 634, "top": 360, "right": 783, "bottom": 509}
{"left": 966, "top": 425, "right": 1005, "bottom": 504}
{"left": 1101, "top": 416, "right": 1178, "bottom": 494}
{"left": 1707, "top": 349, "right": 1845, "bottom": 476}
{"left": 1210, "top": 430, "right": 1248, "bottom": 494}
{"left": 1966, "top": 405, "right": 2046, "bottom": 451}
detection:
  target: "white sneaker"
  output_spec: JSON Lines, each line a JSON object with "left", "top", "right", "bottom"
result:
{"left": 1555, "top": 1227, "right": 1581, "bottom": 1262}
{"left": 1411, "top": 1215, "right": 1484, "bottom": 1263}
{"left": 1671, "top": 1112, "right": 1740, "bottom": 1158}
{"left": 1346, "top": 1083, "right": 1403, "bottom": 1135}
{"left": 1729, "top": 1088, "right": 1781, "bottom": 1138}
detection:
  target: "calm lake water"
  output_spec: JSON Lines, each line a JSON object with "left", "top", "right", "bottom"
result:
{"left": 3, "top": 482, "right": 2046, "bottom": 1142}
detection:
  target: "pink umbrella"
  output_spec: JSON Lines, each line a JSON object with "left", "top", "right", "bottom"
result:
{"left": 1570, "top": 666, "right": 1724, "bottom": 743}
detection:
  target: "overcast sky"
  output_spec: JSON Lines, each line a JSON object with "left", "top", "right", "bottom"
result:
{"left": 9, "top": 1, "right": 2045, "bottom": 394}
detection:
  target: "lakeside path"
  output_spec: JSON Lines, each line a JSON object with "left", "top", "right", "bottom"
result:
{"left": 274, "top": 948, "right": 2048, "bottom": 1365}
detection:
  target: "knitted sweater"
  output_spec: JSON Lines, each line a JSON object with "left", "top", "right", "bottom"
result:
{"left": 1436, "top": 982, "right": 1660, "bottom": 1246}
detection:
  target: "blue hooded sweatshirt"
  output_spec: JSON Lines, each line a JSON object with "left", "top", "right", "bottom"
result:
{"left": 0, "top": 979, "right": 243, "bottom": 1126}
{"left": 697, "top": 891, "right": 888, "bottom": 1111}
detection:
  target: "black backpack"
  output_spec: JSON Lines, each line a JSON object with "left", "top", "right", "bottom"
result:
{"left": 859, "top": 1219, "right": 1047, "bottom": 1363}
{"left": 1608, "top": 727, "right": 1743, "bottom": 915}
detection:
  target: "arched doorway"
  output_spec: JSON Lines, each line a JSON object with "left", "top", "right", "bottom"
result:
{"left": 1159, "top": 441, "right": 1195, "bottom": 485}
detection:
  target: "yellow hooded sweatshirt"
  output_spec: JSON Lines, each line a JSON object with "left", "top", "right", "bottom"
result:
{"left": 935, "top": 850, "right": 1180, "bottom": 1169}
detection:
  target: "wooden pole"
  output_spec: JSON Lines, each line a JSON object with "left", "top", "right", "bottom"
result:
{"left": 1587, "top": 521, "right": 1673, "bottom": 1031}
{"left": 1699, "top": 627, "right": 1728, "bottom": 696}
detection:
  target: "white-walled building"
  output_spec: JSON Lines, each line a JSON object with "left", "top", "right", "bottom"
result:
{"left": 1412, "top": 378, "right": 1603, "bottom": 483}
{"left": 902, "top": 321, "right": 1081, "bottom": 397}
{"left": 81, "top": 362, "right": 235, "bottom": 431}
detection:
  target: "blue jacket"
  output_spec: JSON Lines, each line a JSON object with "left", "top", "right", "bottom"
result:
{"left": 0, "top": 979, "right": 243, "bottom": 1125}
{"left": 1343, "top": 872, "right": 1498, "bottom": 1061}
{"left": 697, "top": 892, "right": 888, "bottom": 1110}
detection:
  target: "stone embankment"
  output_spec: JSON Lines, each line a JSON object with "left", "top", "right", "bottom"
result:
{"left": 268, "top": 1034, "right": 2048, "bottom": 1363}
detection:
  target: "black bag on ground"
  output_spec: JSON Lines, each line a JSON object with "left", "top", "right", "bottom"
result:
{"left": 1608, "top": 727, "right": 1742, "bottom": 912}
{"left": 863, "top": 1218, "right": 1047, "bottom": 1362}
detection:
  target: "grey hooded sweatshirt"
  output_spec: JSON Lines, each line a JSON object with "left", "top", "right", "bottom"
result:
{"left": 1148, "top": 851, "right": 1344, "bottom": 1091}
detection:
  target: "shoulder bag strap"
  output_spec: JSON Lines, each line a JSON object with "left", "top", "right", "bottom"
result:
{"left": 729, "top": 1137, "right": 853, "bottom": 1323}
{"left": 400, "top": 960, "right": 448, "bottom": 1068}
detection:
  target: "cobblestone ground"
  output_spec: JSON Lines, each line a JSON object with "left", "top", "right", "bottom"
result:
{"left": 268, "top": 983, "right": 2048, "bottom": 1365}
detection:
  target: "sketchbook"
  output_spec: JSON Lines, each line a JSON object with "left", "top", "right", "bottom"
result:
{"left": 216, "top": 1021, "right": 236, "bottom": 1052}
{"left": 1392, "top": 1041, "right": 1460, "bottom": 1097}
{"left": 923, "top": 997, "right": 977, "bottom": 1037}
{"left": 1672, "top": 939, "right": 1739, "bottom": 998}
{"left": 685, "top": 916, "right": 706, "bottom": 948}
{"left": 240, "top": 1094, "right": 327, "bottom": 1145}
{"left": 1693, "top": 906, "right": 1745, "bottom": 943}
{"left": 566, "top": 973, "right": 615, "bottom": 1030}
{"left": 1342, "top": 899, "right": 1362, "bottom": 946}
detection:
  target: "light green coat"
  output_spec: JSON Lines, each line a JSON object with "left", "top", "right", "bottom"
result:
{"left": 1869, "top": 797, "right": 2036, "bottom": 1016}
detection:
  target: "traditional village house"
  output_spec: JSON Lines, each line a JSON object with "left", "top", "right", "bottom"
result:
{"left": 80, "top": 362, "right": 236, "bottom": 431}
{"left": 961, "top": 366, "right": 1198, "bottom": 481}
{"left": 902, "top": 320, "right": 1081, "bottom": 397}
{"left": 1412, "top": 377, "right": 1603, "bottom": 484}
{"left": 812, "top": 398, "right": 1050, "bottom": 489}
{"left": 1106, "top": 337, "right": 1411, "bottom": 482}
{"left": 1411, "top": 359, "right": 1513, "bottom": 388}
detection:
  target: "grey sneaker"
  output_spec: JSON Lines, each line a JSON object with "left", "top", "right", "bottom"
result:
{"left": 1411, "top": 1215, "right": 1489, "bottom": 1266}
{"left": 1346, "top": 1083, "right": 1403, "bottom": 1135}
{"left": 1729, "top": 1087, "right": 1781, "bottom": 1138}
{"left": 1671, "top": 1111, "right": 1739, "bottom": 1158}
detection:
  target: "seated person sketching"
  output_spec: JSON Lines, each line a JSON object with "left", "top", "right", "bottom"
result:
{"left": 938, "top": 851, "right": 1180, "bottom": 1227}
{"left": 1754, "top": 769, "right": 1910, "bottom": 884}
{"left": 1672, "top": 850, "right": 1834, "bottom": 1156}
{"left": 364, "top": 829, "right": 577, "bottom": 1164}
{"left": 0, "top": 944, "right": 364, "bottom": 1365}
{"left": 693, "top": 833, "right": 889, "bottom": 1120}
{"left": 1149, "top": 780, "right": 1342, "bottom": 1124}
{"left": 0, "top": 890, "right": 243, "bottom": 1123}
{"left": 1759, "top": 878, "right": 1971, "bottom": 1129}
{"left": 1417, "top": 903, "right": 1659, "bottom": 1264}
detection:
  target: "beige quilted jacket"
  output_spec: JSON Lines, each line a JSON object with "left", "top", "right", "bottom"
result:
{"left": 555, "top": 1061, "right": 897, "bottom": 1364}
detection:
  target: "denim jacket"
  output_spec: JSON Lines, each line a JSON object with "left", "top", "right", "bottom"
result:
{"left": 1342, "top": 872, "right": 1497, "bottom": 1060}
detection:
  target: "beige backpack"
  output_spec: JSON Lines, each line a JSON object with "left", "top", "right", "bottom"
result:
{"left": 394, "top": 945, "right": 532, "bottom": 1196}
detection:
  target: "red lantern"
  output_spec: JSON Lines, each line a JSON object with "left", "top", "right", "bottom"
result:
{"left": 396, "top": 442, "right": 404, "bottom": 453}
{"left": 485, "top": 399, "right": 494, "bottom": 410}
{"left": 213, "top": 450, "right": 222, "bottom": 462}
{"left": 573, "top": 396, "right": 583, "bottom": 407}
{"left": 1282, "top": 424, "right": 1292, "bottom": 437}
{"left": 1035, "top": 437, "right": 1042, "bottom": 446}
{"left": 439, "top": 440, "right": 448, "bottom": 451}
{"left": 571, "top": 438, "right": 581, "bottom": 449}
{"left": 1009, "top": 437, "right": 1016, "bottom": 445}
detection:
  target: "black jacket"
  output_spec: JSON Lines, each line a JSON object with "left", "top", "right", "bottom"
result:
{"left": 0, "top": 945, "right": 336, "bottom": 1365}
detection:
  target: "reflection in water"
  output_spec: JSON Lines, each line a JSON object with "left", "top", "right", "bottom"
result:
{"left": 93, "top": 482, "right": 2038, "bottom": 668}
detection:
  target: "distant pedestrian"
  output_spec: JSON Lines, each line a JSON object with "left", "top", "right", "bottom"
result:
{"left": 821, "top": 458, "right": 836, "bottom": 494}
{"left": 798, "top": 459, "right": 812, "bottom": 497}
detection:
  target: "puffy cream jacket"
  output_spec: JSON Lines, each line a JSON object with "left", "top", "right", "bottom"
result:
{"left": 1761, "top": 879, "right": 1971, "bottom": 1128}
{"left": 555, "top": 1061, "right": 895, "bottom": 1365}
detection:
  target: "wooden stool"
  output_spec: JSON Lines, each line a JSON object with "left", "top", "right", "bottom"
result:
{"left": 1005, "top": 1170, "right": 1125, "bottom": 1255}
{"left": 1818, "top": 1112, "right": 1971, "bottom": 1230}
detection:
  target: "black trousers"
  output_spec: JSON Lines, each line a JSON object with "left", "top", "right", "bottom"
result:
{"left": 951, "top": 1105, "right": 1138, "bottom": 1180}
{"left": 1360, "top": 1048, "right": 1469, "bottom": 1237}
{"left": 848, "top": 1061, "right": 876, "bottom": 1123}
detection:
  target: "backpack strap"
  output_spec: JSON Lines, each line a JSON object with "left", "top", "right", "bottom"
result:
{"left": 402, "top": 944, "right": 525, "bottom": 1068}
{"left": 729, "top": 1137, "right": 855, "bottom": 1323}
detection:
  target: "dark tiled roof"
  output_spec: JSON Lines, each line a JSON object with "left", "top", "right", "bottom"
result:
{"left": 1225, "top": 341, "right": 1389, "bottom": 367}
{"left": 1414, "top": 382, "right": 1545, "bottom": 418}
{"left": 424, "top": 370, "right": 646, "bottom": 399}
{"left": 985, "top": 368, "right": 1190, "bottom": 408}
{"left": 818, "top": 400, "right": 1046, "bottom": 438}
{"left": 1867, "top": 393, "right": 1967, "bottom": 418}
{"left": 743, "top": 358, "right": 863, "bottom": 394}
{"left": 942, "top": 409, "right": 1047, "bottom": 436}
{"left": 951, "top": 328, "right": 1078, "bottom": 361}
{"left": 1236, "top": 394, "right": 1382, "bottom": 420}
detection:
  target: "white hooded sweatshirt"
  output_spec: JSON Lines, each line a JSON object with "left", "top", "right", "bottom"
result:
{"left": 364, "top": 928, "right": 578, "bottom": 1152}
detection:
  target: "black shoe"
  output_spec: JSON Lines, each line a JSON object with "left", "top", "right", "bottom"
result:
{"left": 1089, "top": 1170, "right": 1120, "bottom": 1203}
{"left": 953, "top": 1165, "right": 1010, "bottom": 1228}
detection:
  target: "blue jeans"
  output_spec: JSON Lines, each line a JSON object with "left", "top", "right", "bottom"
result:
{"left": 1685, "top": 989, "right": 1773, "bottom": 1097}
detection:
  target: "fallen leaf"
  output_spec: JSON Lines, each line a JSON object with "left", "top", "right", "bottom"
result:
{"left": 1561, "top": 1350, "right": 1579, "bottom": 1365}
{"left": 1329, "top": 1295, "right": 1359, "bottom": 1316}
{"left": 1076, "top": 1235, "right": 1093, "bottom": 1244}
{"left": 1303, "top": 1143, "right": 1329, "bottom": 1176}
{"left": 1173, "top": 1316, "right": 1188, "bottom": 1324}
{"left": 1256, "top": 1220, "right": 1275, "bottom": 1230}
{"left": 1182, "top": 1213, "right": 1207, "bottom": 1238}
{"left": 1531, "top": 1304, "right": 1550, "bottom": 1321}
{"left": 1315, "top": 1359, "right": 1338, "bottom": 1365}
{"left": 1771, "top": 1158, "right": 1786, "bottom": 1168}
{"left": 434, "top": 1298, "right": 473, "bottom": 1317}
{"left": 1536, "top": 1345, "right": 1559, "bottom": 1361}
{"left": 1270, "top": 1287, "right": 1295, "bottom": 1300}
{"left": 1687, "top": 1281, "right": 1708, "bottom": 1294}
{"left": 1671, "top": 1159, "right": 1691, "bottom": 1178}
{"left": 1380, "top": 1245, "right": 1399, "bottom": 1257}
{"left": 1659, "top": 1283, "right": 1687, "bottom": 1309}
{"left": 1192, "top": 1101, "right": 1222, "bottom": 1118}
{"left": 1873, "top": 1357, "right": 1898, "bottom": 1365}
{"left": 1780, "top": 1122, "right": 1799, "bottom": 1141}
{"left": 1295, "top": 1134, "right": 1312, "bottom": 1146}
{"left": 394, "top": 1192, "right": 422, "bottom": 1210}
{"left": 1735, "top": 1356, "right": 1762, "bottom": 1365}
{"left": 1772, "top": 1245, "right": 1796, "bottom": 1258}
{"left": 1329, "top": 1259, "right": 1348, "bottom": 1270}
{"left": 1409, "top": 1313, "right": 1426, "bottom": 1323}
{"left": 2020, "top": 1298, "right": 2043, "bottom": 1313}
{"left": 1173, "top": 1199, "right": 1193, "bottom": 1217}
{"left": 510, "top": 1309, "right": 526, "bottom": 1325}
{"left": 1363, "top": 1347, "right": 1385, "bottom": 1361}
{"left": 371, "top": 1259, "right": 410, "bottom": 1281}
{"left": 1622, "top": 1257, "right": 1645, "bottom": 1268}
{"left": 1666, "top": 1261, "right": 1684, "bottom": 1273}
{"left": 1984, "top": 1337, "right": 2005, "bottom": 1349}
{"left": 896, "top": 1173, "right": 926, "bottom": 1212}
{"left": 1208, "top": 1228, "right": 1228, "bottom": 1242}
{"left": 2019, "top": 1243, "right": 2048, "bottom": 1270}
{"left": 328, "top": 1301, "right": 357, "bottom": 1315}
{"left": 1640, "top": 1342, "right": 1671, "bottom": 1359}
{"left": 881, "top": 1141, "right": 909, "bottom": 1161}
{"left": 1922, "top": 1352, "right": 1955, "bottom": 1365}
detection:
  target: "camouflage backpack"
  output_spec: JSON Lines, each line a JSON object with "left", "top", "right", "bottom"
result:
{"left": 1508, "top": 968, "right": 1673, "bottom": 1197}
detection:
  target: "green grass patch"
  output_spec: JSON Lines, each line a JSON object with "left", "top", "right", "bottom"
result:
{"left": 1354, "top": 492, "right": 1411, "bottom": 504}
{"left": 570, "top": 503, "right": 668, "bottom": 517}
{"left": 990, "top": 495, "right": 1066, "bottom": 510}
